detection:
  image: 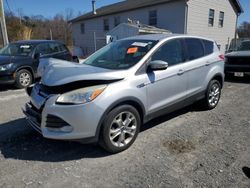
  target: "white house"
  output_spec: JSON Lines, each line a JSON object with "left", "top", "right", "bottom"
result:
{"left": 70, "top": 0, "right": 243, "bottom": 56}
{"left": 106, "top": 22, "right": 171, "bottom": 44}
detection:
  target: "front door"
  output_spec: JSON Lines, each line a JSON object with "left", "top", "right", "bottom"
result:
{"left": 146, "top": 39, "right": 188, "bottom": 114}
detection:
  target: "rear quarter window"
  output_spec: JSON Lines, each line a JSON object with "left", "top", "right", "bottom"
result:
{"left": 185, "top": 38, "right": 204, "bottom": 61}
{"left": 203, "top": 40, "right": 214, "bottom": 55}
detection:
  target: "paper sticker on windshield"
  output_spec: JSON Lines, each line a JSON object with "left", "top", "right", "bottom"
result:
{"left": 132, "top": 42, "right": 148, "bottom": 47}
{"left": 127, "top": 47, "right": 138, "bottom": 54}
{"left": 20, "top": 45, "right": 31, "bottom": 49}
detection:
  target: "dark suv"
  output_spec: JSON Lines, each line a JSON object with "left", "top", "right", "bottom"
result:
{"left": 225, "top": 40, "right": 250, "bottom": 78}
{"left": 0, "top": 40, "right": 75, "bottom": 88}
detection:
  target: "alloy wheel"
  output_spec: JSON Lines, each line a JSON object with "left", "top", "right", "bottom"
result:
{"left": 19, "top": 72, "right": 31, "bottom": 87}
{"left": 109, "top": 111, "right": 137, "bottom": 148}
{"left": 208, "top": 83, "right": 220, "bottom": 107}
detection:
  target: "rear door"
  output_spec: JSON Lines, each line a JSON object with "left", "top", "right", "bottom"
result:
{"left": 48, "top": 42, "right": 71, "bottom": 61}
{"left": 146, "top": 38, "right": 188, "bottom": 114}
{"left": 33, "top": 43, "right": 51, "bottom": 73}
{"left": 183, "top": 38, "right": 210, "bottom": 96}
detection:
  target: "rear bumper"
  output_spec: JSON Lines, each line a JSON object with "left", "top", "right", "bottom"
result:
{"left": 225, "top": 64, "right": 250, "bottom": 73}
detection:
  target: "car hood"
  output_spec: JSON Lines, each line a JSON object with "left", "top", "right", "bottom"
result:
{"left": 40, "top": 58, "right": 128, "bottom": 86}
{"left": 226, "top": 51, "right": 250, "bottom": 58}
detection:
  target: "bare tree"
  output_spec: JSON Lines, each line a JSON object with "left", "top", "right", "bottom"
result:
{"left": 4, "top": 9, "right": 78, "bottom": 46}
{"left": 238, "top": 22, "right": 250, "bottom": 38}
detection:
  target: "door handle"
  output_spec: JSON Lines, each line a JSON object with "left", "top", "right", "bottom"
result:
{"left": 205, "top": 61, "right": 211, "bottom": 66}
{"left": 177, "top": 69, "right": 185, "bottom": 76}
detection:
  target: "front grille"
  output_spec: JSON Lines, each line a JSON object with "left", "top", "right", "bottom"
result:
{"left": 36, "top": 84, "right": 53, "bottom": 96}
{"left": 46, "top": 115, "right": 70, "bottom": 128}
{"left": 227, "top": 57, "right": 250, "bottom": 65}
{"left": 25, "top": 103, "right": 42, "bottom": 126}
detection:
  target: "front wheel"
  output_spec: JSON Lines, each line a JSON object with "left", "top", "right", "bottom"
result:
{"left": 99, "top": 105, "right": 141, "bottom": 153}
{"left": 203, "top": 80, "right": 222, "bottom": 110}
{"left": 15, "top": 69, "right": 33, "bottom": 89}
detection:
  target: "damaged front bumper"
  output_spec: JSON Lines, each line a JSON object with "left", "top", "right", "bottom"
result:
{"left": 23, "top": 84, "right": 105, "bottom": 142}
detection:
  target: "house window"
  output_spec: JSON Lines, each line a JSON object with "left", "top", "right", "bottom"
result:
{"left": 149, "top": 10, "right": 157, "bottom": 26}
{"left": 208, "top": 9, "right": 215, "bottom": 27}
{"left": 80, "top": 23, "right": 85, "bottom": 34}
{"left": 103, "top": 19, "right": 109, "bottom": 31}
{"left": 219, "top": 11, "right": 224, "bottom": 27}
{"left": 114, "top": 16, "right": 120, "bottom": 27}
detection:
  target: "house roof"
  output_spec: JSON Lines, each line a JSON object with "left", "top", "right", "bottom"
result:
{"left": 108, "top": 23, "right": 172, "bottom": 35}
{"left": 232, "top": 0, "right": 244, "bottom": 14}
{"left": 70, "top": 0, "right": 243, "bottom": 23}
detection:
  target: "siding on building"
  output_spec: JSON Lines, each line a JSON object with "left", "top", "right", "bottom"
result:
{"left": 72, "top": 0, "right": 241, "bottom": 56}
{"left": 187, "top": 0, "right": 238, "bottom": 52}
{"left": 72, "top": 0, "right": 186, "bottom": 56}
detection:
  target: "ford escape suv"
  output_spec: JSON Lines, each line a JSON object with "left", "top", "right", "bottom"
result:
{"left": 23, "top": 34, "right": 224, "bottom": 153}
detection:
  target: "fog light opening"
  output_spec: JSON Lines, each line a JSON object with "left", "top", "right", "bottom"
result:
{"left": 47, "top": 126, "right": 73, "bottom": 133}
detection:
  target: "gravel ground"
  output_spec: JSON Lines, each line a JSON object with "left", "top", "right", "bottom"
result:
{"left": 0, "top": 78, "right": 249, "bottom": 188}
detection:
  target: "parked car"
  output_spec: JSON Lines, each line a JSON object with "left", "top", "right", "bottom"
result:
{"left": 0, "top": 40, "right": 77, "bottom": 88}
{"left": 23, "top": 34, "right": 224, "bottom": 153}
{"left": 225, "top": 40, "right": 250, "bottom": 77}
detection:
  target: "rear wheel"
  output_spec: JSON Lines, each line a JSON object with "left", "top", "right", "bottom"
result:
{"left": 99, "top": 105, "right": 141, "bottom": 153}
{"left": 203, "top": 80, "right": 221, "bottom": 110}
{"left": 15, "top": 69, "right": 33, "bottom": 89}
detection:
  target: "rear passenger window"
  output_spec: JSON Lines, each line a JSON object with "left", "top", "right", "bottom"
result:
{"left": 151, "top": 39, "right": 185, "bottom": 67}
{"left": 185, "top": 39, "right": 204, "bottom": 61}
{"left": 59, "top": 44, "right": 68, "bottom": 52}
{"left": 36, "top": 43, "right": 51, "bottom": 55}
{"left": 49, "top": 43, "right": 68, "bottom": 53}
{"left": 49, "top": 43, "right": 61, "bottom": 53}
{"left": 203, "top": 40, "right": 214, "bottom": 55}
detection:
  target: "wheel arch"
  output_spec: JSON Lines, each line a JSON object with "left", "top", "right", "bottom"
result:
{"left": 95, "top": 97, "right": 146, "bottom": 140}
{"left": 210, "top": 73, "right": 224, "bottom": 88}
{"left": 15, "top": 66, "right": 35, "bottom": 81}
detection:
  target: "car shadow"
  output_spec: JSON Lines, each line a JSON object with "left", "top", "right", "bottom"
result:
{"left": 0, "top": 105, "right": 201, "bottom": 162}
{"left": 225, "top": 76, "right": 250, "bottom": 84}
{"left": 0, "top": 84, "right": 18, "bottom": 92}
{"left": 0, "top": 118, "right": 110, "bottom": 162}
{"left": 141, "top": 105, "right": 197, "bottom": 132}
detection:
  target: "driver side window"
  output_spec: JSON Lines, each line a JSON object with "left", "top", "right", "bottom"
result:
{"left": 151, "top": 39, "right": 185, "bottom": 67}
{"left": 35, "top": 43, "right": 51, "bottom": 56}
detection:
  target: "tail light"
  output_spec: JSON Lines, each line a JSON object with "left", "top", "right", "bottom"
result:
{"left": 219, "top": 54, "right": 225, "bottom": 60}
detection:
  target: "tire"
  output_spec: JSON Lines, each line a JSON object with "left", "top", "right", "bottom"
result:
{"left": 203, "top": 80, "right": 222, "bottom": 110}
{"left": 15, "top": 69, "right": 33, "bottom": 89}
{"left": 99, "top": 105, "right": 141, "bottom": 153}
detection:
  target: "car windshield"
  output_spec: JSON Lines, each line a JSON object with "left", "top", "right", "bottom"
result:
{"left": 238, "top": 41, "right": 250, "bottom": 51}
{"left": 0, "top": 43, "right": 34, "bottom": 56}
{"left": 83, "top": 39, "right": 157, "bottom": 70}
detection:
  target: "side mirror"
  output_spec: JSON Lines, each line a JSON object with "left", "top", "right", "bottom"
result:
{"left": 148, "top": 60, "right": 168, "bottom": 71}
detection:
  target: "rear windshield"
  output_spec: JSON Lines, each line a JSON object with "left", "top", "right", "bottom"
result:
{"left": 83, "top": 39, "right": 157, "bottom": 70}
{"left": 238, "top": 41, "right": 250, "bottom": 51}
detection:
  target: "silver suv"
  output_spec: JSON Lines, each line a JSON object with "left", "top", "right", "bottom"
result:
{"left": 23, "top": 34, "right": 224, "bottom": 153}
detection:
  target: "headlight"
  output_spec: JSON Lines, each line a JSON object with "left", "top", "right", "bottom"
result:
{"left": 0, "top": 63, "right": 13, "bottom": 71}
{"left": 56, "top": 85, "right": 107, "bottom": 104}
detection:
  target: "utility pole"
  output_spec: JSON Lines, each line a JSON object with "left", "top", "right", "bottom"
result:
{"left": 50, "top": 28, "right": 53, "bottom": 40}
{"left": 0, "top": 0, "right": 9, "bottom": 46}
